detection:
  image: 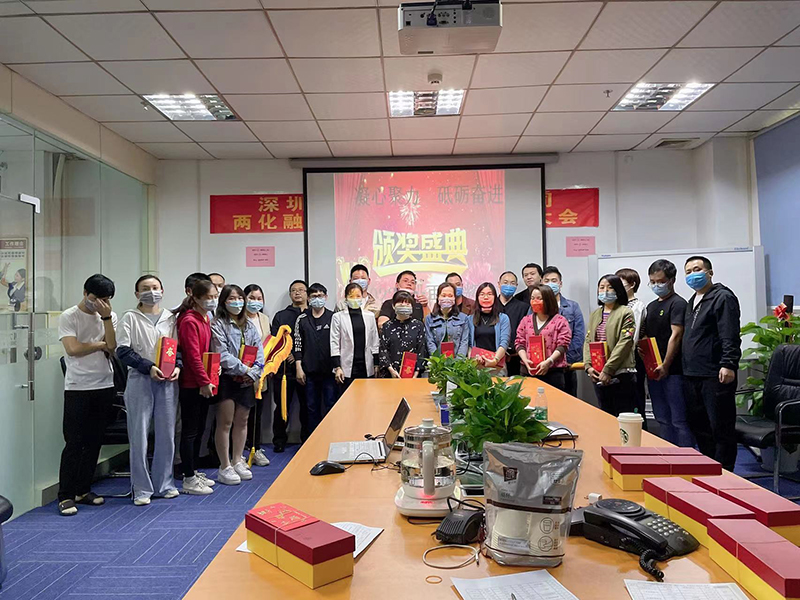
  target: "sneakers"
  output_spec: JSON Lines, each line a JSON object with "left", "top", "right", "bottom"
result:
{"left": 133, "top": 497, "right": 151, "bottom": 506}
{"left": 217, "top": 465, "right": 241, "bottom": 486}
{"left": 253, "top": 449, "right": 270, "bottom": 467}
{"left": 162, "top": 489, "right": 180, "bottom": 499}
{"left": 182, "top": 475, "right": 213, "bottom": 495}
{"left": 233, "top": 461, "right": 253, "bottom": 481}
{"left": 196, "top": 471, "right": 215, "bottom": 487}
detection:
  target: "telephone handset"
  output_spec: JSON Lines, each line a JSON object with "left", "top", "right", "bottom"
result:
{"left": 575, "top": 498, "right": 699, "bottom": 581}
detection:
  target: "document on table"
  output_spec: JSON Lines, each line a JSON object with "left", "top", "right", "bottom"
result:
{"left": 332, "top": 522, "right": 383, "bottom": 558}
{"left": 624, "top": 579, "right": 749, "bottom": 600}
{"left": 451, "top": 570, "right": 580, "bottom": 600}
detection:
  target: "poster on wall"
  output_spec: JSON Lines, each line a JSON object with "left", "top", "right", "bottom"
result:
{"left": 0, "top": 238, "right": 28, "bottom": 313}
{"left": 210, "top": 194, "right": 304, "bottom": 234}
{"left": 333, "top": 170, "right": 505, "bottom": 302}
{"left": 545, "top": 188, "right": 599, "bottom": 227}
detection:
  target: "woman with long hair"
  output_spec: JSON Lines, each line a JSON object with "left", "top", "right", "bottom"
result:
{"left": 470, "top": 282, "right": 510, "bottom": 375}
{"left": 242, "top": 283, "right": 271, "bottom": 467}
{"left": 424, "top": 282, "right": 471, "bottom": 357}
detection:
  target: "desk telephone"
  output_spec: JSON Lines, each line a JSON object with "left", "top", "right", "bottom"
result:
{"left": 570, "top": 498, "right": 699, "bottom": 581}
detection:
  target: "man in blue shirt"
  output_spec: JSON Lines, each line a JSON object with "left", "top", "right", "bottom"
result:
{"left": 542, "top": 266, "right": 585, "bottom": 398}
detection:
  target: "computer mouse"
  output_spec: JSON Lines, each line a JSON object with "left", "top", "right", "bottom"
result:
{"left": 310, "top": 460, "right": 346, "bottom": 476}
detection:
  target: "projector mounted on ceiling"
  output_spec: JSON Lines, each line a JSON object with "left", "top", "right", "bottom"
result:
{"left": 398, "top": 1, "right": 502, "bottom": 56}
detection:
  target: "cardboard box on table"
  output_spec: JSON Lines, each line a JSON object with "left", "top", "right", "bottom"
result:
{"left": 666, "top": 490, "right": 754, "bottom": 548}
{"left": 643, "top": 477, "right": 706, "bottom": 518}
{"left": 600, "top": 446, "right": 701, "bottom": 478}
{"left": 610, "top": 453, "right": 720, "bottom": 491}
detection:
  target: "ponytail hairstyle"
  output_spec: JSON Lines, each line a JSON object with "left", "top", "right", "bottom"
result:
{"left": 176, "top": 279, "right": 215, "bottom": 317}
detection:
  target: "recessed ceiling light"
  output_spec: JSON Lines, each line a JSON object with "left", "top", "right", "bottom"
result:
{"left": 143, "top": 94, "right": 237, "bottom": 121}
{"left": 613, "top": 82, "right": 714, "bottom": 112}
{"left": 388, "top": 89, "right": 465, "bottom": 117}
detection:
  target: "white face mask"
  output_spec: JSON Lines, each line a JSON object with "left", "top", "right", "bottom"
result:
{"left": 138, "top": 290, "right": 162, "bottom": 306}
{"left": 202, "top": 298, "right": 218, "bottom": 312}
{"left": 84, "top": 297, "right": 97, "bottom": 313}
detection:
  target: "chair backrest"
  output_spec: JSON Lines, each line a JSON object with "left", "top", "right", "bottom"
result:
{"left": 764, "top": 344, "right": 800, "bottom": 424}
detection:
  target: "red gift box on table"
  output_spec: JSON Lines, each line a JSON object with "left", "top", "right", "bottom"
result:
{"left": 693, "top": 474, "right": 757, "bottom": 494}
{"left": 663, "top": 455, "right": 723, "bottom": 478}
{"left": 666, "top": 490, "right": 755, "bottom": 548}
{"left": 718, "top": 487, "right": 800, "bottom": 545}
{"left": 610, "top": 455, "right": 670, "bottom": 491}
{"left": 738, "top": 537, "right": 800, "bottom": 600}
{"left": 600, "top": 445, "right": 700, "bottom": 478}
{"left": 245, "top": 503, "right": 318, "bottom": 565}
{"left": 643, "top": 477, "right": 706, "bottom": 517}
{"left": 707, "top": 518, "right": 787, "bottom": 586}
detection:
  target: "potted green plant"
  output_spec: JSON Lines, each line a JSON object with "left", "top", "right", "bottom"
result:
{"left": 426, "top": 353, "right": 479, "bottom": 407}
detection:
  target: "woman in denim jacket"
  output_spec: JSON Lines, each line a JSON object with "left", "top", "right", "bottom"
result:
{"left": 424, "top": 282, "right": 471, "bottom": 357}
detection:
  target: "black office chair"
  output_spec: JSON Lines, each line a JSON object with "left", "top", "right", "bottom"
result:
{"left": 0, "top": 494, "right": 12, "bottom": 588}
{"left": 735, "top": 344, "right": 800, "bottom": 497}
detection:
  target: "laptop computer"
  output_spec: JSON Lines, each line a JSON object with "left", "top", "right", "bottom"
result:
{"left": 327, "top": 398, "right": 411, "bottom": 464}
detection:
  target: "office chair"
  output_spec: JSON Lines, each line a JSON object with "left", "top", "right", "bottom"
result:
{"left": 0, "top": 494, "right": 11, "bottom": 588}
{"left": 735, "top": 344, "right": 800, "bottom": 497}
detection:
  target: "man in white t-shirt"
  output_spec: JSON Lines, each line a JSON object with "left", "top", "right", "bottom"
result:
{"left": 57, "top": 274, "right": 118, "bottom": 516}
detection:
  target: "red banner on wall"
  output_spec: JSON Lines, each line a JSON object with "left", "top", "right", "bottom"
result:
{"left": 210, "top": 194, "right": 304, "bottom": 234}
{"left": 545, "top": 188, "right": 599, "bottom": 228}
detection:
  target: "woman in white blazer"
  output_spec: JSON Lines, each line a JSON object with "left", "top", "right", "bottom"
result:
{"left": 331, "top": 282, "right": 380, "bottom": 394}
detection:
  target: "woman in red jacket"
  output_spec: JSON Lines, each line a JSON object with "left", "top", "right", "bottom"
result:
{"left": 176, "top": 279, "right": 219, "bottom": 495}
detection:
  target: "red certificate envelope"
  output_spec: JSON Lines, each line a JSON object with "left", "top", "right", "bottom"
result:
{"left": 240, "top": 344, "right": 258, "bottom": 367}
{"left": 589, "top": 341, "right": 608, "bottom": 372}
{"left": 155, "top": 336, "right": 177, "bottom": 378}
{"left": 527, "top": 334, "right": 546, "bottom": 365}
{"left": 399, "top": 352, "right": 417, "bottom": 378}
{"left": 203, "top": 352, "right": 220, "bottom": 388}
{"left": 638, "top": 337, "right": 663, "bottom": 379}
{"left": 440, "top": 341, "right": 455, "bottom": 357}
{"left": 470, "top": 346, "right": 505, "bottom": 367}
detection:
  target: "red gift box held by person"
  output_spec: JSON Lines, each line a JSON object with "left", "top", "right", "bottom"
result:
{"left": 155, "top": 336, "right": 177, "bottom": 378}
{"left": 399, "top": 352, "right": 417, "bottom": 378}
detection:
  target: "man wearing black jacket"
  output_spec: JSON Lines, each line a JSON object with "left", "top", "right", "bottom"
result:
{"left": 682, "top": 256, "right": 742, "bottom": 471}
{"left": 271, "top": 280, "right": 308, "bottom": 452}
{"left": 513, "top": 262, "right": 543, "bottom": 305}
{"left": 294, "top": 283, "right": 337, "bottom": 435}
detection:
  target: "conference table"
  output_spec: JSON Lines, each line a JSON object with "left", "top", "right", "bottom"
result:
{"left": 185, "top": 378, "right": 753, "bottom": 600}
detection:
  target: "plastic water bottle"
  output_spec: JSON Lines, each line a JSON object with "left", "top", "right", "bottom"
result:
{"left": 534, "top": 387, "right": 548, "bottom": 422}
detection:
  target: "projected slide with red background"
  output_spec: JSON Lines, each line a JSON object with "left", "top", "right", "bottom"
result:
{"left": 333, "top": 170, "right": 505, "bottom": 302}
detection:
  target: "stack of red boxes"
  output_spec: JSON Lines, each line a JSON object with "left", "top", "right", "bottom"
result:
{"left": 606, "top": 452, "right": 720, "bottom": 491}
{"left": 600, "top": 446, "right": 702, "bottom": 479}
{"left": 245, "top": 503, "right": 356, "bottom": 589}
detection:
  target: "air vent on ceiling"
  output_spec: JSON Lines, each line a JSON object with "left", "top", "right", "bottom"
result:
{"left": 652, "top": 138, "right": 700, "bottom": 150}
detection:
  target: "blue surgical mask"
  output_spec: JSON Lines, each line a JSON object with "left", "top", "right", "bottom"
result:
{"left": 546, "top": 282, "right": 561, "bottom": 296}
{"left": 598, "top": 291, "right": 617, "bottom": 304}
{"left": 246, "top": 300, "right": 263, "bottom": 313}
{"left": 650, "top": 282, "right": 671, "bottom": 298}
{"left": 455, "top": 286, "right": 463, "bottom": 298}
{"left": 686, "top": 271, "right": 709, "bottom": 291}
{"left": 353, "top": 278, "right": 368, "bottom": 291}
{"left": 500, "top": 284, "right": 517, "bottom": 298}
{"left": 309, "top": 297, "right": 326, "bottom": 310}
{"left": 226, "top": 300, "right": 244, "bottom": 314}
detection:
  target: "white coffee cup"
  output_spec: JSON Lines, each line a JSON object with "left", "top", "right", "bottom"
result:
{"left": 618, "top": 412, "right": 644, "bottom": 447}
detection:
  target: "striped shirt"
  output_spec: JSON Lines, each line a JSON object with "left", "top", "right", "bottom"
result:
{"left": 595, "top": 311, "right": 610, "bottom": 342}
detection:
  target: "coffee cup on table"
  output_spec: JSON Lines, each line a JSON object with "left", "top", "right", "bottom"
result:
{"left": 618, "top": 412, "right": 643, "bottom": 447}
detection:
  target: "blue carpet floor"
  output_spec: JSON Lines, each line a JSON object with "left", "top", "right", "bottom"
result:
{"left": 0, "top": 445, "right": 298, "bottom": 600}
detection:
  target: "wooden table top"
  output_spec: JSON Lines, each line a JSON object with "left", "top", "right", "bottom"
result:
{"left": 185, "top": 378, "right": 753, "bottom": 600}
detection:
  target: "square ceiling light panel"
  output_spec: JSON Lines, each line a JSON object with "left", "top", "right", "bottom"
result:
{"left": 143, "top": 94, "right": 236, "bottom": 121}
{"left": 389, "top": 90, "right": 465, "bottom": 117}
{"left": 613, "top": 82, "right": 714, "bottom": 111}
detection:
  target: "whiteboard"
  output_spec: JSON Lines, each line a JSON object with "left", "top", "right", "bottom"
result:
{"left": 589, "top": 247, "right": 766, "bottom": 349}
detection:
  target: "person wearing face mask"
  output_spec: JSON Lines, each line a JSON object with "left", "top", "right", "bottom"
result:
{"left": 681, "top": 256, "right": 741, "bottom": 471}
{"left": 57, "top": 274, "right": 117, "bottom": 516}
{"left": 175, "top": 279, "right": 219, "bottom": 495}
{"left": 242, "top": 284, "right": 271, "bottom": 467}
{"left": 378, "top": 270, "right": 427, "bottom": 329}
{"left": 583, "top": 274, "right": 637, "bottom": 416}
{"left": 616, "top": 268, "right": 648, "bottom": 427}
{"left": 425, "top": 282, "right": 471, "bottom": 358}
{"left": 445, "top": 272, "right": 476, "bottom": 316}
{"left": 335, "top": 264, "right": 381, "bottom": 321}
{"left": 515, "top": 284, "right": 571, "bottom": 390}
{"left": 513, "top": 262, "right": 543, "bottom": 305}
{"left": 470, "top": 283, "right": 511, "bottom": 376}
{"left": 640, "top": 260, "right": 694, "bottom": 447}
{"left": 271, "top": 280, "right": 309, "bottom": 452}
{"left": 379, "top": 290, "right": 427, "bottom": 378}
{"left": 331, "top": 282, "right": 380, "bottom": 393}
{"left": 295, "top": 283, "right": 337, "bottom": 433}
{"left": 210, "top": 285, "right": 264, "bottom": 486}
{"left": 497, "top": 271, "right": 527, "bottom": 376}
{"left": 116, "top": 275, "right": 181, "bottom": 506}
{"left": 541, "top": 266, "right": 585, "bottom": 397}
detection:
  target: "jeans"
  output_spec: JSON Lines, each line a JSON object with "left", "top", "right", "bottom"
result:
{"left": 648, "top": 374, "right": 695, "bottom": 447}
{"left": 305, "top": 374, "right": 339, "bottom": 433}
{"left": 179, "top": 387, "right": 211, "bottom": 478}
{"left": 684, "top": 375, "right": 738, "bottom": 471}
{"left": 594, "top": 372, "right": 638, "bottom": 417}
{"left": 125, "top": 371, "right": 179, "bottom": 501}
{"left": 272, "top": 376, "right": 309, "bottom": 447}
{"left": 58, "top": 387, "right": 115, "bottom": 502}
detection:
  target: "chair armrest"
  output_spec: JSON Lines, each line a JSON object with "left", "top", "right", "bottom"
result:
{"left": 775, "top": 397, "right": 800, "bottom": 418}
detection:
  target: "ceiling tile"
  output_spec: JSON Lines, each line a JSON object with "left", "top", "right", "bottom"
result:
{"left": 269, "top": 9, "right": 380, "bottom": 58}
{"left": 681, "top": 1, "right": 800, "bottom": 47}
{"left": 471, "top": 53, "right": 570, "bottom": 89}
{"left": 64, "top": 95, "right": 165, "bottom": 122}
{"left": 249, "top": 120, "right": 324, "bottom": 142}
{"left": 557, "top": 50, "right": 667, "bottom": 84}
{"left": 525, "top": 112, "right": 605, "bottom": 136}
{"left": 306, "top": 93, "right": 387, "bottom": 120}
{"left": 0, "top": 16, "right": 86, "bottom": 63}
{"left": 138, "top": 142, "right": 213, "bottom": 159}
{"left": 591, "top": 111, "right": 677, "bottom": 134}
{"left": 777, "top": 25, "right": 800, "bottom": 46}
{"left": 200, "top": 142, "right": 271, "bottom": 159}
{"left": 764, "top": 85, "right": 800, "bottom": 110}
{"left": 389, "top": 116, "right": 459, "bottom": 140}
{"left": 225, "top": 95, "right": 313, "bottom": 121}
{"left": 197, "top": 59, "right": 299, "bottom": 93}
{"left": 539, "top": 85, "right": 626, "bottom": 112}
{"left": 454, "top": 137, "right": 517, "bottom": 155}
{"left": 581, "top": 1, "right": 713, "bottom": 50}
{"left": 26, "top": 0, "right": 145, "bottom": 13}
{"left": 514, "top": 136, "right": 582, "bottom": 153}
{"left": 291, "top": 58, "right": 384, "bottom": 93}
{"left": 392, "top": 139, "right": 454, "bottom": 156}
{"left": 265, "top": 141, "right": 331, "bottom": 158}
{"left": 635, "top": 132, "right": 712, "bottom": 150}
{"left": 643, "top": 48, "right": 761, "bottom": 84}
{"left": 329, "top": 140, "right": 391, "bottom": 157}
{"left": 318, "top": 119, "right": 389, "bottom": 141}
{"left": 573, "top": 134, "right": 648, "bottom": 152}
{"left": 659, "top": 110, "right": 751, "bottom": 133}
{"left": 379, "top": 7, "right": 401, "bottom": 57}
{"left": 458, "top": 114, "right": 530, "bottom": 138}
{"left": 727, "top": 48, "right": 800, "bottom": 83}
{"left": 463, "top": 87, "right": 547, "bottom": 116}
{"left": 725, "top": 109, "right": 798, "bottom": 132}
{"left": 142, "top": 0, "right": 260, "bottom": 8}
{"left": 715, "top": 132, "right": 751, "bottom": 138}
{"left": 494, "top": 3, "right": 603, "bottom": 52}
{"left": 384, "top": 56, "right": 475, "bottom": 91}
{"left": 10, "top": 63, "right": 129, "bottom": 96}
{"left": 46, "top": 13, "right": 183, "bottom": 60}
{"left": 156, "top": 11, "right": 282, "bottom": 59}
{"left": 263, "top": 1, "right": 376, "bottom": 6}
{"left": 0, "top": 2, "right": 34, "bottom": 15}
{"left": 104, "top": 122, "right": 191, "bottom": 143}
{"left": 175, "top": 122, "right": 257, "bottom": 142}
{"left": 688, "top": 82, "right": 795, "bottom": 111}
{"left": 102, "top": 60, "right": 213, "bottom": 94}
